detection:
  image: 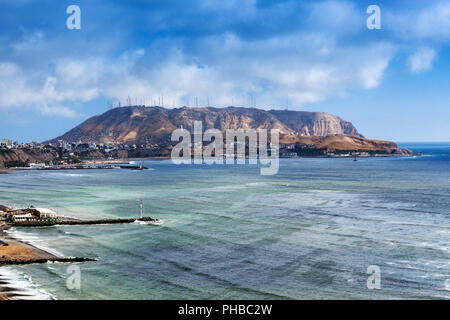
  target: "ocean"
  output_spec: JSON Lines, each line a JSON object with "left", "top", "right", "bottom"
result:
{"left": 0, "top": 142, "right": 449, "bottom": 300}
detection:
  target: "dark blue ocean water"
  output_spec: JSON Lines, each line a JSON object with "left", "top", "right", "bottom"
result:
{"left": 0, "top": 143, "right": 449, "bottom": 299}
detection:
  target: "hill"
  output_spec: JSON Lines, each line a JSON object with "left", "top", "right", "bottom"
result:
{"left": 48, "top": 106, "right": 363, "bottom": 145}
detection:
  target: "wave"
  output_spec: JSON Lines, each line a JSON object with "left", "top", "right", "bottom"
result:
{"left": 43, "top": 172, "right": 88, "bottom": 177}
{"left": 0, "top": 267, "right": 55, "bottom": 300}
{"left": 4, "top": 228, "right": 65, "bottom": 258}
{"left": 381, "top": 221, "right": 449, "bottom": 231}
{"left": 56, "top": 229, "right": 90, "bottom": 238}
{"left": 160, "top": 257, "right": 292, "bottom": 299}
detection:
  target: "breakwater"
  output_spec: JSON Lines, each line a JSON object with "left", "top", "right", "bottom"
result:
{"left": 0, "top": 257, "right": 96, "bottom": 265}
{"left": 12, "top": 217, "right": 158, "bottom": 227}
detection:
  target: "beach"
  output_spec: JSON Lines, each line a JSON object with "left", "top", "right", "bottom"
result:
{"left": 0, "top": 223, "right": 58, "bottom": 261}
{"left": 0, "top": 223, "right": 59, "bottom": 300}
{"left": 0, "top": 214, "right": 155, "bottom": 299}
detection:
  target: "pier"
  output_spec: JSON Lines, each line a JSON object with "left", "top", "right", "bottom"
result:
{"left": 0, "top": 257, "right": 96, "bottom": 265}
{"left": 11, "top": 217, "right": 159, "bottom": 227}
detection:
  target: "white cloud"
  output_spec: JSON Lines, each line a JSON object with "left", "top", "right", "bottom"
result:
{"left": 0, "top": 62, "right": 80, "bottom": 117}
{"left": 40, "top": 104, "right": 79, "bottom": 118}
{"left": 360, "top": 59, "right": 390, "bottom": 89}
{"left": 407, "top": 47, "right": 437, "bottom": 74}
{"left": 308, "top": 1, "right": 362, "bottom": 36}
{"left": 0, "top": 31, "right": 396, "bottom": 114}
{"left": 414, "top": 2, "right": 450, "bottom": 40}
{"left": 134, "top": 33, "right": 393, "bottom": 107}
{"left": 10, "top": 31, "right": 44, "bottom": 52}
{"left": 388, "top": 2, "right": 450, "bottom": 41}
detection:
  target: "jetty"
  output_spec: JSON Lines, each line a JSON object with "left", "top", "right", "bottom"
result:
{"left": 11, "top": 216, "right": 159, "bottom": 227}
{"left": 1, "top": 205, "right": 160, "bottom": 227}
{"left": 119, "top": 165, "right": 149, "bottom": 170}
{"left": 0, "top": 257, "right": 96, "bottom": 265}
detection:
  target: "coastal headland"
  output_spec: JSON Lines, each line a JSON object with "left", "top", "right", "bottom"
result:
{"left": 0, "top": 106, "right": 419, "bottom": 170}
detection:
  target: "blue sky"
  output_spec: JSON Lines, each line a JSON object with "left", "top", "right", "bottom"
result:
{"left": 0, "top": 0, "right": 449, "bottom": 142}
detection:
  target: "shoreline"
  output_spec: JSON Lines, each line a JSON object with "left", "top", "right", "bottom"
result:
{"left": 0, "top": 223, "right": 58, "bottom": 300}
{"left": 0, "top": 223, "right": 59, "bottom": 267}
{"left": 0, "top": 223, "right": 94, "bottom": 300}
{"left": 0, "top": 223, "right": 60, "bottom": 262}
{"left": 0, "top": 214, "right": 156, "bottom": 299}
{"left": 0, "top": 153, "right": 422, "bottom": 172}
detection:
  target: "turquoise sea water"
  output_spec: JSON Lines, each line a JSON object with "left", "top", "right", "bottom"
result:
{"left": 0, "top": 143, "right": 449, "bottom": 299}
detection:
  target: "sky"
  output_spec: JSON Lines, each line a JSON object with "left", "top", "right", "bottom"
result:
{"left": 0, "top": 0, "right": 449, "bottom": 142}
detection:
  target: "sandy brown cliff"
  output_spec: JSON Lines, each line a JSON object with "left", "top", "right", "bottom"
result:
{"left": 270, "top": 110, "right": 361, "bottom": 137}
{"left": 48, "top": 106, "right": 363, "bottom": 145}
{"left": 0, "top": 149, "right": 59, "bottom": 168}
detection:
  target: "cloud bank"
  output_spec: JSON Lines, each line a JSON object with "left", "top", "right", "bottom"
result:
{"left": 407, "top": 47, "right": 437, "bottom": 74}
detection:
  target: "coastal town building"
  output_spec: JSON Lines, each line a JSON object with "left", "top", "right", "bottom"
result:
{"left": 29, "top": 163, "right": 46, "bottom": 169}
{"left": 1, "top": 206, "right": 58, "bottom": 224}
{"left": 12, "top": 213, "right": 34, "bottom": 222}
{"left": 280, "top": 152, "right": 298, "bottom": 158}
{"left": 1, "top": 139, "right": 17, "bottom": 149}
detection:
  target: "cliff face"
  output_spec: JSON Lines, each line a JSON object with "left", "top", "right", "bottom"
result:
{"left": 0, "top": 149, "right": 59, "bottom": 168}
{"left": 48, "top": 106, "right": 363, "bottom": 145}
{"left": 268, "top": 110, "right": 361, "bottom": 137}
{"left": 280, "top": 135, "right": 415, "bottom": 156}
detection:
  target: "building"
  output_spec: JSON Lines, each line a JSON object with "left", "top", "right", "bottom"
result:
{"left": 34, "top": 208, "right": 58, "bottom": 220}
{"left": 9, "top": 207, "right": 58, "bottom": 223}
{"left": 29, "top": 163, "right": 46, "bottom": 169}
{"left": 1, "top": 139, "right": 16, "bottom": 149}
{"left": 280, "top": 152, "right": 298, "bottom": 158}
{"left": 281, "top": 144, "right": 296, "bottom": 150}
{"left": 12, "top": 213, "right": 35, "bottom": 222}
